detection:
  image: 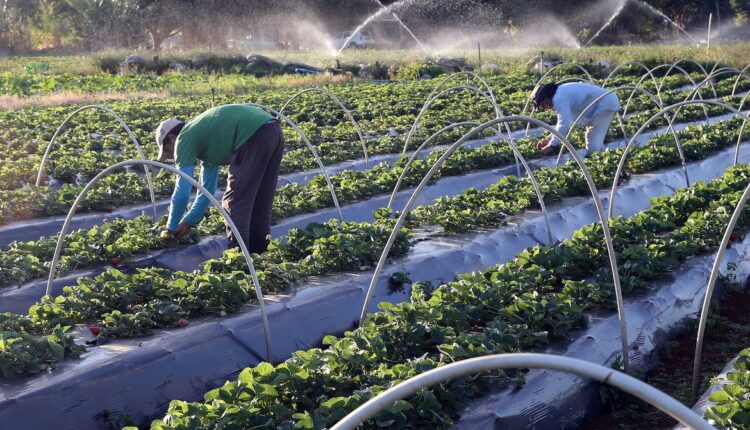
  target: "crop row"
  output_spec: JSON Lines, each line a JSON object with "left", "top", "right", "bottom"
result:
{"left": 2, "top": 113, "right": 746, "bottom": 379}
{"left": 2, "top": 108, "right": 746, "bottom": 290}
{"left": 0, "top": 72, "right": 716, "bottom": 221}
{"left": 142, "top": 162, "right": 750, "bottom": 430}
{"left": 0, "top": 90, "right": 735, "bottom": 228}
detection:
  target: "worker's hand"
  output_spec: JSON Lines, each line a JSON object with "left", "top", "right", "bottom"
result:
{"left": 537, "top": 137, "right": 550, "bottom": 150}
{"left": 174, "top": 222, "right": 192, "bottom": 239}
{"left": 159, "top": 229, "right": 173, "bottom": 240}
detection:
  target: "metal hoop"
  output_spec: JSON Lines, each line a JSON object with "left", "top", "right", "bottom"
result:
{"left": 245, "top": 102, "right": 344, "bottom": 222}
{"left": 35, "top": 105, "right": 157, "bottom": 218}
{"left": 402, "top": 84, "right": 519, "bottom": 176}
{"left": 692, "top": 181, "right": 750, "bottom": 399}
{"left": 660, "top": 59, "right": 715, "bottom": 98}
{"left": 626, "top": 64, "right": 709, "bottom": 123}
{"left": 44, "top": 160, "right": 273, "bottom": 361}
{"left": 608, "top": 99, "right": 750, "bottom": 219}
{"left": 359, "top": 116, "right": 630, "bottom": 372}
{"left": 731, "top": 63, "right": 750, "bottom": 96}
{"left": 278, "top": 88, "right": 369, "bottom": 167}
{"left": 330, "top": 353, "right": 714, "bottom": 430}
{"left": 602, "top": 62, "right": 662, "bottom": 102}
{"left": 386, "top": 120, "right": 554, "bottom": 244}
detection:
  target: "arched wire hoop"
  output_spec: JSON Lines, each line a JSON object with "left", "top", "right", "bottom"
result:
{"left": 608, "top": 99, "right": 750, "bottom": 219}
{"left": 330, "top": 353, "right": 714, "bottom": 430}
{"left": 553, "top": 85, "right": 690, "bottom": 188}
{"left": 625, "top": 64, "right": 709, "bottom": 123}
{"left": 731, "top": 63, "right": 750, "bottom": 96}
{"left": 686, "top": 67, "right": 750, "bottom": 100}
{"left": 522, "top": 63, "right": 595, "bottom": 117}
{"left": 35, "top": 105, "right": 157, "bottom": 218}
{"left": 733, "top": 91, "right": 750, "bottom": 165}
{"left": 402, "top": 84, "right": 506, "bottom": 154}
{"left": 401, "top": 84, "right": 519, "bottom": 176}
{"left": 691, "top": 181, "right": 750, "bottom": 399}
{"left": 659, "top": 59, "right": 716, "bottom": 98}
{"left": 709, "top": 55, "right": 731, "bottom": 77}
{"left": 44, "top": 160, "right": 273, "bottom": 361}
{"left": 245, "top": 102, "right": 343, "bottom": 222}
{"left": 359, "top": 116, "right": 630, "bottom": 373}
{"left": 602, "top": 61, "right": 662, "bottom": 101}
{"left": 277, "top": 88, "right": 369, "bottom": 167}
{"left": 386, "top": 121, "right": 554, "bottom": 244}
{"left": 428, "top": 71, "right": 500, "bottom": 108}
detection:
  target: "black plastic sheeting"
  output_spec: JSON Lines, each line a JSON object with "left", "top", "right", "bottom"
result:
{"left": 452, "top": 238, "right": 750, "bottom": 430}
{"left": 1, "top": 144, "right": 744, "bottom": 429}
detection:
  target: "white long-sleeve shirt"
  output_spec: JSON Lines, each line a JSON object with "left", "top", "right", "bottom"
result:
{"left": 548, "top": 82, "right": 621, "bottom": 146}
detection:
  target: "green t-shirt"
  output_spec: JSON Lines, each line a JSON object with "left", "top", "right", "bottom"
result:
{"left": 175, "top": 104, "right": 274, "bottom": 168}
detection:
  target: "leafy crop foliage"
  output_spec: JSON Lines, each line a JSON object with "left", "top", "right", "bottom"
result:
{"left": 0, "top": 71, "right": 736, "bottom": 225}
{"left": 2, "top": 103, "right": 748, "bottom": 291}
{"left": 705, "top": 349, "right": 750, "bottom": 429}
{"left": 145, "top": 165, "right": 750, "bottom": 429}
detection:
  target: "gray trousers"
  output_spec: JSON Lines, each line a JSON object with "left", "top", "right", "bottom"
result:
{"left": 222, "top": 120, "right": 284, "bottom": 253}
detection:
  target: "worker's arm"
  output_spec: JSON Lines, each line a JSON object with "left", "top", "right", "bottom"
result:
{"left": 548, "top": 99, "right": 572, "bottom": 147}
{"left": 181, "top": 163, "right": 219, "bottom": 226}
{"left": 166, "top": 164, "right": 196, "bottom": 232}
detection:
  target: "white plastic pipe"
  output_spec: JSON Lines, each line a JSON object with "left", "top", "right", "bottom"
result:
{"left": 330, "top": 353, "right": 714, "bottom": 430}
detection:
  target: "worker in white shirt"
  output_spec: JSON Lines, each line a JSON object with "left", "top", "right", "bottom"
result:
{"left": 533, "top": 82, "right": 621, "bottom": 156}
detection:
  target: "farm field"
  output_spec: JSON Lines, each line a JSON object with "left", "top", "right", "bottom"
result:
{"left": 4, "top": 46, "right": 750, "bottom": 430}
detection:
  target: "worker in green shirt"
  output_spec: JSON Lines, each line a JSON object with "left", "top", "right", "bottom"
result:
{"left": 155, "top": 104, "right": 284, "bottom": 253}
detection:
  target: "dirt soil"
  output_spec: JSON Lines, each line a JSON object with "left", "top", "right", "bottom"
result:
{"left": 586, "top": 280, "right": 750, "bottom": 430}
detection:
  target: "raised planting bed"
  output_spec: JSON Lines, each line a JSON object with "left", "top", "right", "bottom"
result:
{"left": 3, "top": 148, "right": 750, "bottom": 429}
{"left": 128, "top": 163, "right": 750, "bottom": 430}
{"left": 2, "top": 107, "right": 747, "bottom": 292}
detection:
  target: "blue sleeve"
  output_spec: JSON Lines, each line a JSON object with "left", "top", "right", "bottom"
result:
{"left": 167, "top": 164, "right": 196, "bottom": 231}
{"left": 182, "top": 164, "right": 219, "bottom": 226}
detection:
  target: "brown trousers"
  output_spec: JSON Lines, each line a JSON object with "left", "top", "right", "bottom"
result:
{"left": 222, "top": 120, "right": 284, "bottom": 253}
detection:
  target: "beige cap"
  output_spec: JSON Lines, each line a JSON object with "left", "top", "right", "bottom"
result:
{"left": 155, "top": 118, "right": 183, "bottom": 161}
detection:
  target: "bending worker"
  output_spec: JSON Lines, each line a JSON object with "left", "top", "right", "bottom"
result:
{"left": 533, "top": 82, "right": 621, "bottom": 156}
{"left": 155, "top": 104, "right": 284, "bottom": 254}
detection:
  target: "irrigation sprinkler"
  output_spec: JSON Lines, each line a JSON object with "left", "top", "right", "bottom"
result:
{"left": 691, "top": 181, "right": 750, "bottom": 399}
{"left": 386, "top": 120, "right": 554, "bottom": 244}
{"left": 244, "top": 102, "right": 344, "bottom": 222}
{"left": 359, "top": 116, "right": 631, "bottom": 373}
{"left": 553, "top": 85, "right": 690, "bottom": 189}
{"left": 330, "top": 353, "right": 714, "bottom": 430}
{"left": 35, "top": 105, "right": 157, "bottom": 219}
{"left": 608, "top": 99, "right": 750, "bottom": 220}
{"left": 278, "top": 88, "right": 369, "bottom": 167}
{"left": 44, "top": 160, "right": 274, "bottom": 362}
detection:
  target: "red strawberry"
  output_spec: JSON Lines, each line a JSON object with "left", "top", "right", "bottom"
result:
{"left": 178, "top": 319, "right": 188, "bottom": 328}
{"left": 89, "top": 326, "right": 101, "bottom": 336}
{"left": 111, "top": 257, "right": 121, "bottom": 266}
